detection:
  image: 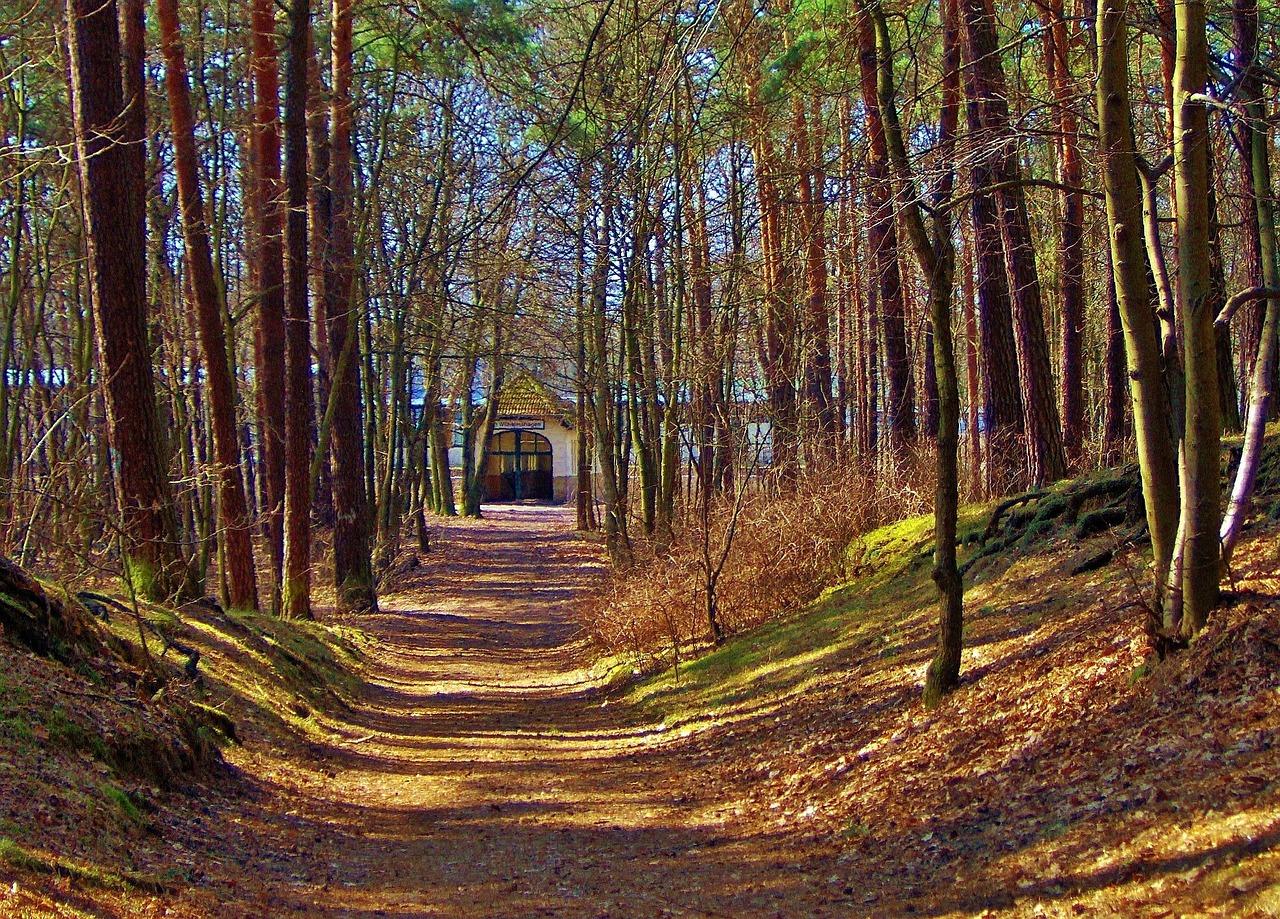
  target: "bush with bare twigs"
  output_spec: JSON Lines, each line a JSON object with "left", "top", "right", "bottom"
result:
{"left": 581, "top": 457, "right": 933, "bottom": 670}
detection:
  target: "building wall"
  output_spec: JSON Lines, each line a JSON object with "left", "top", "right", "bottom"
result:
{"left": 444, "top": 418, "right": 581, "bottom": 504}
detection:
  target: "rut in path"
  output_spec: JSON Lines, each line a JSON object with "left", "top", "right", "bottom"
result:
{"left": 228, "top": 505, "right": 840, "bottom": 919}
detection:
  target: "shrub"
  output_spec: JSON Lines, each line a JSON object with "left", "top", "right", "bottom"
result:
{"left": 581, "top": 457, "right": 932, "bottom": 668}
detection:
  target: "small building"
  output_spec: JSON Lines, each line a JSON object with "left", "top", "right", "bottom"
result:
{"left": 450, "top": 375, "right": 581, "bottom": 504}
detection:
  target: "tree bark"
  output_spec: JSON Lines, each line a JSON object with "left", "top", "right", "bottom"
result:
{"left": 857, "top": 13, "right": 915, "bottom": 454}
{"left": 960, "top": 0, "right": 1067, "bottom": 485}
{"left": 250, "top": 0, "right": 288, "bottom": 608}
{"left": 1096, "top": 0, "right": 1181, "bottom": 607}
{"left": 1042, "top": 0, "right": 1085, "bottom": 466}
{"left": 327, "top": 0, "right": 375, "bottom": 611}
{"left": 1220, "top": 0, "right": 1278, "bottom": 564}
{"left": 961, "top": 52, "right": 1023, "bottom": 492}
{"left": 155, "top": 0, "right": 259, "bottom": 611}
{"left": 795, "top": 98, "right": 834, "bottom": 459}
{"left": 68, "top": 0, "right": 190, "bottom": 600}
{"left": 1171, "top": 0, "right": 1220, "bottom": 634}
{"left": 281, "top": 0, "right": 314, "bottom": 620}
{"left": 863, "top": 0, "right": 962, "bottom": 702}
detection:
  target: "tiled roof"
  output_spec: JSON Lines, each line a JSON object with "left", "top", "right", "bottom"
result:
{"left": 496, "top": 375, "right": 569, "bottom": 419}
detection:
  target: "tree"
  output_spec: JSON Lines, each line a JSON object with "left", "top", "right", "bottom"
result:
{"left": 959, "top": 0, "right": 1066, "bottom": 486}
{"left": 155, "top": 0, "right": 258, "bottom": 610}
{"left": 67, "top": 0, "right": 190, "bottom": 600}
{"left": 1095, "top": 0, "right": 1180, "bottom": 615}
{"left": 281, "top": 0, "right": 315, "bottom": 620}
{"left": 326, "top": 0, "right": 375, "bottom": 612}
{"left": 1171, "top": 0, "right": 1220, "bottom": 634}
{"left": 250, "top": 0, "right": 288, "bottom": 611}
{"left": 858, "top": 0, "right": 963, "bottom": 702}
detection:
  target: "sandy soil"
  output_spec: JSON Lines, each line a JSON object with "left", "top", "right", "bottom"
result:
{"left": 190, "top": 505, "right": 841, "bottom": 918}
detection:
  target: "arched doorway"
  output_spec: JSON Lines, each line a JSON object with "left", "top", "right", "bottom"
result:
{"left": 483, "top": 430, "right": 553, "bottom": 501}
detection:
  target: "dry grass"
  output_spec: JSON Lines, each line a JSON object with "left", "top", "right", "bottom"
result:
{"left": 582, "top": 456, "right": 935, "bottom": 667}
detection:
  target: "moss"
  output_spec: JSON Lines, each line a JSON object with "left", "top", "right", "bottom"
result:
{"left": 1031, "top": 495, "right": 1069, "bottom": 523}
{"left": 0, "top": 714, "right": 34, "bottom": 744}
{"left": 0, "top": 836, "right": 170, "bottom": 894}
{"left": 188, "top": 701, "right": 239, "bottom": 745}
{"left": 121, "top": 557, "right": 156, "bottom": 602}
{"left": 100, "top": 785, "right": 143, "bottom": 825}
{"left": 46, "top": 707, "right": 108, "bottom": 760}
{"left": 1020, "top": 518, "right": 1057, "bottom": 547}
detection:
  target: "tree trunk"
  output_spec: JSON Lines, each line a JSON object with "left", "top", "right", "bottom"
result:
{"left": 1096, "top": 0, "right": 1181, "bottom": 606}
{"left": 795, "top": 98, "right": 834, "bottom": 459}
{"left": 307, "top": 43, "right": 335, "bottom": 526}
{"left": 589, "top": 152, "right": 630, "bottom": 564}
{"left": 1043, "top": 0, "right": 1085, "bottom": 466}
{"left": 156, "top": 0, "right": 259, "bottom": 611}
{"left": 327, "top": 0, "right": 374, "bottom": 612}
{"left": 960, "top": 0, "right": 1067, "bottom": 485}
{"left": 1220, "top": 0, "right": 1278, "bottom": 564}
{"left": 1171, "top": 0, "right": 1220, "bottom": 634}
{"left": 281, "top": 0, "right": 314, "bottom": 620}
{"left": 68, "top": 0, "right": 190, "bottom": 601}
{"left": 962, "top": 51, "right": 1024, "bottom": 492}
{"left": 250, "top": 0, "right": 288, "bottom": 609}
{"left": 863, "top": 0, "right": 962, "bottom": 703}
{"left": 857, "top": 13, "right": 914, "bottom": 455}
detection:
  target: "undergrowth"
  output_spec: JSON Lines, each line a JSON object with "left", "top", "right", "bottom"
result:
{"left": 582, "top": 460, "right": 933, "bottom": 670}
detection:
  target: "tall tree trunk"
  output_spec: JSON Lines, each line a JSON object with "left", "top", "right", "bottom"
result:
{"left": 961, "top": 0, "right": 1067, "bottom": 485}
{"left": 863, "top": 0, "right": 962, "bottom": 702}
{"left": 1043, "top": 0, "right": 1085, "bottom": 465}
{"left": 796, "top": 98, "right": 834, "bottom": 459}
{"left": 307, "top": 43, "right": 335, "bottom": 526}
{"left": 574, "top": 164, "right": 594, "bottom": 529}
{"left": 857, "top": 14, "right": 914, "bottom": 454}
{"left": 1171, "top": 0, "right": 1220, "bottom": 634}
{"left": 1096, "top": 0, "right": 1181, "bottom": 608}
{"left": 460, "top": 329, "right": 503, "bottom": 519}
{"left": 281, "top": 0, "right": 314, "bottom": 620}
{"left": 589, "top": 152, "right": 629, "bottom": 564}
{"left": 251, "top": 0, "right": 288, "bottom": 609}
{"left": 1101, "top": 242, "right": 1129, "bottom": 459}
{"left": 156, "top": 0, "right": 258, "bottom": 610}
{"left": 327, "top": 0, "right": 374, "bottom": 612}
{"left": 68, "top": 0, "right": 190, "bottom": 600}
{"left": 733, "top": 2, "right": 798, "bottom": 479}
{"left": 961, "top": 230, "right": 983, "bottom": 495}
{"left": 962, "top": 52, "right": 1024, "bottom": 491}
{"left": 1206, "top": 155, "right": 1241, "bottom": 434}
{"left": 1220, "top": 0, "right": 1278, "bottom": 564}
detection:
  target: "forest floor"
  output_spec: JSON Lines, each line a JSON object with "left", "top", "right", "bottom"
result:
{"left": 1, "top": 501, "right": 1279, "bottom": 918}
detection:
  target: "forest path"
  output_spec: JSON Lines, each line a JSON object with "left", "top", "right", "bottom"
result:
{"left": 228, "top": 505, "right": 840, "bottom": 918}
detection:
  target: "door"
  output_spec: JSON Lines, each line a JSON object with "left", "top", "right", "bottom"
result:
{"left": 483, "top": 430, "right": 553, "bottom": 501}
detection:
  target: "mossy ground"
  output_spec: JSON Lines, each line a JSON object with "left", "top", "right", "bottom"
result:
{"left": 0, "top": 570, "right": 371, "bottom": 916}
{"left": 2, "top": 450, "right": 1278, "bottom": 917}
{"left": 615, "top": 452, "right": 1280, "bottom": 917}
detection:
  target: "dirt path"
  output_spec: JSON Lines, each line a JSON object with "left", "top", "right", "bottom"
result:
{"left": 206, "top": 506, "right": 841, "bottom": 919}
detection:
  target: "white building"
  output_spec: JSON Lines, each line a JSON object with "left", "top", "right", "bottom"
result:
{"left": 448, "top": 375, "right": 581, "bottom": 504}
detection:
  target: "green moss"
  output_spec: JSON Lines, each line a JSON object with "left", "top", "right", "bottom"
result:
{"left": 46, "top": 707, "right": 107, "bottom": 760}
{"left": 100, "top": 785, "right": 143, "bottom": 825}
{"left": 1031, "top": 495, "right": 1069, "bottom": 523}
{"left": 1021, "top": 518, "right": 1056, "bottom": 546}
{"left": 0, "top": 714, "right": 35, "bottom": 744}
{"left": 0, "top": 836, "right": 169, "bottom": 893}
{"left": 121, "top": 557, "right": 156, "bottom": 601}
